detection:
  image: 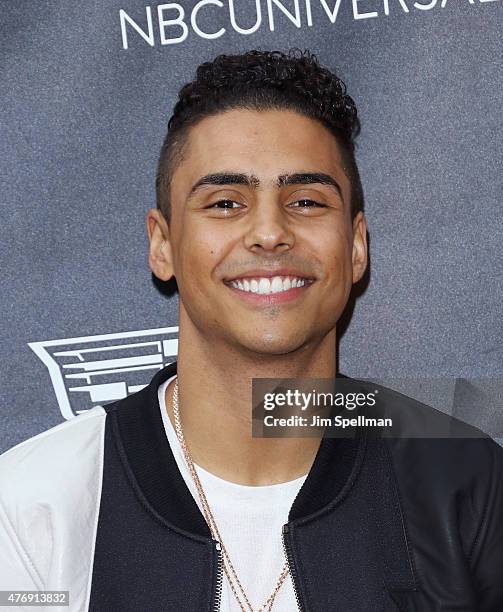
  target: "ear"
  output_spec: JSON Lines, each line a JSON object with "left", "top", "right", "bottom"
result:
{"left": 351, "top": 211, "right": 368, "bottom": 284}
{"left": 146, "top": 208, "right": 175, "bottom": 281}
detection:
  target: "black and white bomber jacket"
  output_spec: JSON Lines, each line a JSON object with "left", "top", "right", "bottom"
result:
{"left": 1, "top": 361, "right": 503, "bottom": 611}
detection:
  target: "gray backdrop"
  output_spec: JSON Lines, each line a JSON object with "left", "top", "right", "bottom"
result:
{"left": 1, "top": 0, "right": 502, "bottom": 453}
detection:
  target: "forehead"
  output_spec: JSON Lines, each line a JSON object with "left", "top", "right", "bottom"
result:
{"left": 171, "top": 108, "right": 348, "bottom": 192}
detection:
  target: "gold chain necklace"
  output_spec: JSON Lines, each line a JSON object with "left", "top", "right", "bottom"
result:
{"left": 171, "top": 378, "right": 290, "bottom": 612}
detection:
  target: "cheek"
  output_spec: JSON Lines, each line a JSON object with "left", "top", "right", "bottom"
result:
{"left": 178, "top": 228, "right": 225, "bottom": 283}
{"left": 317, "top": 228, "right": 353, "bottom": 279}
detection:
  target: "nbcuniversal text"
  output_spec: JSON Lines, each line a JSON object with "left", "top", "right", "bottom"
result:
{"left": 119, "top": 0, "right": 500, "bottom": 50}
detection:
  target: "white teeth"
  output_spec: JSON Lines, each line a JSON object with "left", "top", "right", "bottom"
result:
{"left": 229, "top": 276, "right": 310, "bottom": 294}
{"left": 271, "top": 276, "right": 283, "bottom": 293}
{"left": 258, "top": 278, "right": 270, "bottom": 294}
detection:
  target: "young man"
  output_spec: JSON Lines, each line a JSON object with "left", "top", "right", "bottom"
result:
{"left": 1, "top": 50, "right": 502, "bottom": 611}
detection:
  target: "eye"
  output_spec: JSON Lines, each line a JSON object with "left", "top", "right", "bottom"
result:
{"left": 289, "top": 199, "right": 327, "bottom": 209}
{"left": 207, "top": 199, "right": 242, "bottom": 210}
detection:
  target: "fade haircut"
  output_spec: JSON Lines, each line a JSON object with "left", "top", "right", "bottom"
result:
{"left": 156, "top": 49, "right": 363, "bottom": 223}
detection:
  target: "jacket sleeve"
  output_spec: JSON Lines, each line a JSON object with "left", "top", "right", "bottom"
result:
{"left": 0, "top": 406, "right": 107, "bottom": 612}
{"left": 0, "top": 498, "right": 45, "bottom": 591}
{"left": 469, "top": 439, "right": 503, "bottom": 611}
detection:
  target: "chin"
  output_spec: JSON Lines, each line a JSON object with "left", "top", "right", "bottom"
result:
{"left": 236, "top": 330, "right": 310, "bottom": 357}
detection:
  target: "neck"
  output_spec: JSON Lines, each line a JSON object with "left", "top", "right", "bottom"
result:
{"left": 165, "top": 311, "right": 337, "bottom": 486}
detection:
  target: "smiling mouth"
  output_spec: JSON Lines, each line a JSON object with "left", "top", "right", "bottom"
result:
{"left": 223, "top": 275, "right": 315, "bottom": 295}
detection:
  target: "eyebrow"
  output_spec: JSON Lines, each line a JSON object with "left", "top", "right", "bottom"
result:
{"left": 188, "top": 172, "right": 343, "bottom": 199}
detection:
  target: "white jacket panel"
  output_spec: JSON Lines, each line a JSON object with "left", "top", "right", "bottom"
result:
{"left": 0, "top": 407, "right": 106, "bottom": 612}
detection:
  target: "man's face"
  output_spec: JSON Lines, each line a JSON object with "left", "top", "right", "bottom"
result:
{"left": 152, "top": 108, "right": 367, "bottom": 355}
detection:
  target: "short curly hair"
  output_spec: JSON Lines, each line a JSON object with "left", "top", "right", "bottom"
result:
{"left": 156, "top": 49, "right": 363, "bottom": 222}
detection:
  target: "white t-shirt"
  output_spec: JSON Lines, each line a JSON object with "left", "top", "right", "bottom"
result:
{"left": 158, "top": 375, "right": 307, "bottom": 612}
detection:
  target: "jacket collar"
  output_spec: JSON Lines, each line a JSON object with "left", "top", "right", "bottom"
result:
{"left": 106, "top": 361, "right": 366, "bottom": 540}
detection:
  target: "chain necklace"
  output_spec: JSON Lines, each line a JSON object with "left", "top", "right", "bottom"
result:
{"left": 171, "top": 378, "right": 290, "bottom": 612}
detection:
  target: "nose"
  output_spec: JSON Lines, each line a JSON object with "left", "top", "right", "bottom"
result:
{"left": 243, "top": 198, "right": 295, "bottom": 254}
